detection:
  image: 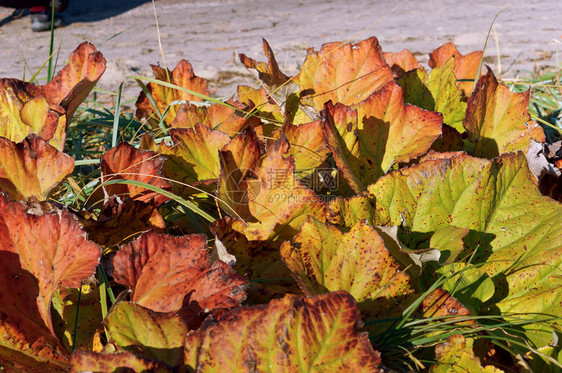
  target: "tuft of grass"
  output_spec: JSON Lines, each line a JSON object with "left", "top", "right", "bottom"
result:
{"left": 504, "top": 68, "right": 562, "bottom": 143}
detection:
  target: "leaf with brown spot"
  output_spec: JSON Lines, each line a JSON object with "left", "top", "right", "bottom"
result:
{"left": 368, "top": 151, "right": 562, "bottom": 347}
{"left": 0, "top": 194, "right": 101, "bottom": 334}
{"left": 422, "top": 288, "right": 473, "bottom": 321}
{"left": 0, "top": 135, "right": 74, "bottom": 201}
{"left": 383, "top": 49, "right": 422, "bottom": 77}
{"left": 428, "top": 42, "right": 483, "bottom": 95}
{"left": 325, "top": 195, "right": 375, "bottom": 226}
{"left": 158, "top": 123, "right": 231, "bottom": 196}
{"left": 323, "top": 80, "right": 442, "bottom": 193}
{"left": 96, "top": 142, "right": 172, "bottom": 206}
{"left": 80, "top": 197, "right": 165, "bottom": 248}
{"left": 464, "top": 68, "right": 545, "bottom": 158}
{"left": 135, "top": 60, "right": 209, "bottom": 127}
{"left": 70, "top": 350, "right": 172, "bottom": 373}
{"left": 297, "top": 36, "right": 393, "bottom": 110}
{"left": 281, "top": 218, "right": 414, "bottom": 304}
{"left": 112, "top": 231, "right": 248, "bottom": 313}
{"left": 183, "top": 291, "right": 382, "bottom": 372}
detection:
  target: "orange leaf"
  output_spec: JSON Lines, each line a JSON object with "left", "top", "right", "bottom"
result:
{"left": 98, "top": 142, "right": 172, "bottom": 206}
{"left": 70, "top": 350, "right": 170, "bottom": 372}
{"left": 0, "top": 195, "right": 101, "bottom": 334}
{"left": 112, "top": 231, "right": 248, "bottom": 313}
{"left": 463, "top": 69, "right": 545, "bottom": 158}
{"left": 239, "top": 38, "right": 291, "bottom": 90}
{"left": 0, "top": 135, "right": 74, "bottom": 201}
{"left": 38, "top": 42, "right": 107, "bottom": 123}
{"left": 298, "top": 36, "right": 393, "bottom": 109}
{"left": 135, "top": 60, "right": 209, "bottom": 126}
{"left": 268, "top": 120, "right": 329, "bottom": 179}
{"left": 218, "top": 130, "right": 325, "bottom": 242}
{"left": 323, "top": 81, "right": 442, "bottom": 192}
{"left": 0, "top": 250, "right": 69, "bottom": 371}
{"left": 383, "top": 49, "right": 422, "bottom": 77}
{"left": 428, "top": 42, "right": 483, "bottom": 95}
{"left": 171, "top": 100, "right": 258, "bottom": 137}
{"left": 184, "top": 291, "right": 381, "bottom": 372}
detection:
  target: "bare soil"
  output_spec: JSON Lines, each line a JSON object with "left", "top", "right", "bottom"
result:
{"left": 0, "top": 0, "right": 560, "bottom": 101}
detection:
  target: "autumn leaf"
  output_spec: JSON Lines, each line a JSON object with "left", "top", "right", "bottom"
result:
{"left": 398, "top": 58, "right": 467, "bottom": 132}
{"left": 297, "top": 36, "right": 393, "bottom": 109}
{"left": 323, "top": 80, "right": 442, "bottom": 192}
{"left": 0, "top": 42, "right": 106, "bottom": 150}
{"left": 70, "top": 350, "right": 171, "bottom": 373}
{"left": 80, "top": 197, "right": 165, "bottom": 248}
{"left": 464, "top": 68, "right": 545, "bottom": 158}
{"left": 0, "top": 81, "right": 66, "bottom": 150}
{"left": 52, "top": 287, "right": 103, "bottom": 352}
{"left": 0, "top": 195, "right": 101, "bottom": 334}
{"left": 96, "top": 142, "right": 172, "bottom": 206}
{"left": 158, "top": 123, "right": 230, "bottom": 196}
{"left": 171, "top": 100, "right": 259, "bottom": 138}
{"left": 37, "top": 42, "right": 107, "bottom": 123}
{"left": 218, "top": 129, "right": 326, "bottom": 243}
{"left": 184, "top": 291, "right": 382, "bottom": 372}
{"left": 422, "top": 288, "right": 473, "bottom": 322}
{"left": 0, "top": 134, "right": 74, "bottom": 201}
{"left": 268, "top": 120, "right": 329, "bottom": 179}
{"left": 383, "top": 49, "right": 422, "bottom": 77}
{"left": 135, "top": 60, "right": 209, "bottom": 126}
{"left": 368, "top": 151, "right": 562, "bottom": 347}
{"left": 428, "top": 42, "right": 483, "bottom": 95}
{"left": 237, "top": 85, "right": 285, "bottom": 123}
{"left": 0, "top": 250, "right": 69, "bottom": 372}
{"left": 281, "top": 217, "right": 413, "bottom": 302}
{"left": 105, "top": 301, "right": 189, "bottom": 367}
{"left": 430, "top": 334, "right": 504, "bottom": 372}
{"left": 112, "top": 231, "right": 248, "bottom": 313}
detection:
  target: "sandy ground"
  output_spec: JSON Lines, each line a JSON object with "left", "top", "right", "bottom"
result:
{"left": 0, "top": 0, "right": 560, "bottom": 101}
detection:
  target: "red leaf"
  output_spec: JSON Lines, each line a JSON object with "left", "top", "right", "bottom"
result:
{"left": 184, "top": 291, "right": 382, "bottom": 372}
{"left": 0, "top": 195, "right": 101, "bottom": 334}
{"left": 112, "top": 231, "right": 248, "bottom": 313}
{"left": 98, "top": 142, "right": 172, "bottom": 206}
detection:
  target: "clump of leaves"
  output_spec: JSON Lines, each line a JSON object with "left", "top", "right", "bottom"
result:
{"left": 0, "top": 35, "right": 560, "bottom": 373}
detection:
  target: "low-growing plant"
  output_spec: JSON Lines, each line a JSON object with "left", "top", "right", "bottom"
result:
{"left": 0, "top": 32, "right": 560, "bottom": 372}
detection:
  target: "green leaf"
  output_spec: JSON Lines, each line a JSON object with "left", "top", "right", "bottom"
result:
{"left": 105, "top": 302, "right": 188, "bottom": 367}
{"left": 368, "top": 151, "right": 562, "bottom": 347}
{"left": 398, "top": 58, "right": 467, "bottom": 132}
